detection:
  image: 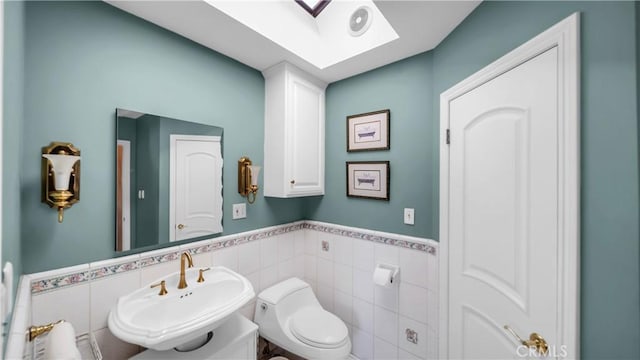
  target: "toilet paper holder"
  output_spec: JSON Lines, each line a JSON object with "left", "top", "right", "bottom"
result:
{"left": 375, "top": 263, "right": 400, "bottom": 284}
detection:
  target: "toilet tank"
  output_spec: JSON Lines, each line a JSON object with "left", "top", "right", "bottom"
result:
{"left": 255, "top": 278, "right": 321, "bottom": 323}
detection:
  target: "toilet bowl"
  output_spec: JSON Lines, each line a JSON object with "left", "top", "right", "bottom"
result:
{"left": 254, "top": 278, "right": 351, "bottom": 360}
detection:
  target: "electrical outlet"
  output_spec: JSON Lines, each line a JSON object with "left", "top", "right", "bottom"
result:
{"left": 404, "top": 208, "right": 415, "bottom": 225}
{"left": 233, "top": 203, "right": 246, "bottom": 219}
{"left": 405, "top": 328, "right": 418, "bottom": 344}
{"left": 321, "top": 240, "right": 330, "bottom": 252}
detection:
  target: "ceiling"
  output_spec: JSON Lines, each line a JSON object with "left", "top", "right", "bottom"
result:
{"left": 208, "top": 0, "right": 400, "bottom": 70}
{"left": 105, "top": 0, "right": 481, "bottom": 83}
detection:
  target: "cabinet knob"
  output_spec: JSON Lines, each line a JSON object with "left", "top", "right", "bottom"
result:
{"left": 290, "top": 180, "right": 295, "bottom": 184}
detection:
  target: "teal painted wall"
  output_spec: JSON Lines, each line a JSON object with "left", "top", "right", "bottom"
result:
{"left": 2, "top": 0, "right": 25, "bottom": 328}
{"left": 636, "top": 1, "right": 640, "bottom": 352}
{"left": 317, "top": 1, "right": 640, "bottom": 358}
{"left": 306, "top": 52, "right": 434, "bottom": 237}
{"left": 4, "top": 1, "right": 640, "bottom": 357}
{"left": 19, "top": 1, "right": 304, "bottom": 273}
{"left": 431, "top": 2, "right": 640, "bottom": 358}
{"left": 135, "top": 116, "right": 160, "bottom": 248}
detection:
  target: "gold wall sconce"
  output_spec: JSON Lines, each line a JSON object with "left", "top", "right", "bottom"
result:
{"left": 41, "top": 142, "right": 81, "bottom": 223}
{"left": 238, "top": 156, "right": 261, "bottom": 204}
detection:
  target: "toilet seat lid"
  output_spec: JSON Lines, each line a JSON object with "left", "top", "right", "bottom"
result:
{"left": 290, "top": 307, "right": 349, "bottom": 349}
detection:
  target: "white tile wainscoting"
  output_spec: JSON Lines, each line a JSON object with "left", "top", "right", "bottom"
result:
{"left": 5, "top": 221, "right": 437, "bottom": 360}
{"left": 302, "top": 222, "right": 438, "bottom": 360}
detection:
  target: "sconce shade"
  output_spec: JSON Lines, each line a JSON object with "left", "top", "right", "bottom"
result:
{"left": 41, "top": 142, "right": 81, "bottom": 223}
{"left": 42, "top": 154, "right": 81, "bottom": 190}
{"left": 248, "top": 165, "right": 261, "bottom": 186}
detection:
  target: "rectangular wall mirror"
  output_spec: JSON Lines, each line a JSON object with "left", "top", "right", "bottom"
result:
{"left": 116, "top": 108, "right": 224, "bottom": 252}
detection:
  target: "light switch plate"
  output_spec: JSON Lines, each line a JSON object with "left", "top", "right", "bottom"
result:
{"left": 233, "top": 203, "right": 247, "bottom": 219}
{"left": 404, "top": 208, "right": 415, "bottom": 225}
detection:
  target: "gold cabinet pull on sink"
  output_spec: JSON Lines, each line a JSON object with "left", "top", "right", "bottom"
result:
{"left": 177, "top": 224, "right": 185, "bottom": 230}
{"left": 504, "top": 325, "right": 548, "bottom": 355}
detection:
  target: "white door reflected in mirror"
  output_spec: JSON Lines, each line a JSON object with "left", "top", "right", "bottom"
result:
{"left": 170, "top": 135, "right": 223, "bottom": 242}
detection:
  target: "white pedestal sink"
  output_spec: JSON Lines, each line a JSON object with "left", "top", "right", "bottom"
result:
{"left": 108, "top": 266, "right": 255, "bottom": 351}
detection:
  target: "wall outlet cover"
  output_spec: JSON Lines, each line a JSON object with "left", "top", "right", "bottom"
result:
{"left": 233, "top": 203, "right": 247, "bottom": 219}
{"left": 406, "top": 328, "right": 418, "bottom": 344}
{"left": 321, "top": 240, "right": 330, "bottom": 252}
{"left": 404, "top": 208, "right": 415, "bottom": 225}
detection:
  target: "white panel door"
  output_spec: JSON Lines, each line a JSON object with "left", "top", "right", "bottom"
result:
{"left": 171, "top": 135, "right": 222, "bottom": 241}
{"left": 448, "top": 47, "right": 560, "bottom": 359}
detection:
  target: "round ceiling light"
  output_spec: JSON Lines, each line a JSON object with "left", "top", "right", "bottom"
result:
{"left": 349, "top": 6, "right": 373, "bottom": 37}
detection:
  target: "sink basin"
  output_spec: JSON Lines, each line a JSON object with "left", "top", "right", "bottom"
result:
{"left": 108, "top": 266, "right": 255, "bottom": 351}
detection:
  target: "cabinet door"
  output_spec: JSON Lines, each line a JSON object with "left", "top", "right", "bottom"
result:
{"left": 287, "top": 75, "right": 324, "bottom": 196}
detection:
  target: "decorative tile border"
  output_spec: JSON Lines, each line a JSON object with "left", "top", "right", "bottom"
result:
{"left": 304, "top": 222, "right": 437, "bottom": 255}
{"left": 184, "top": 243, "right": 219, "bottom": 256}
{"left": 29, "top": 221, "right": 434, "bottom": 294}
{"left": 139, "top": 250, "right": 182, "bottom": 268}
{"left": 90, "top": 260, "right": 140, "bottom": 281}
{"left": 30, "top": 222, "right": 305, "bottom": 294}
{"left": 31, "top": 270, "right": 91, "bottom": 294}
{"left": 234, "top": 222, "right": 304, "bottom": 245}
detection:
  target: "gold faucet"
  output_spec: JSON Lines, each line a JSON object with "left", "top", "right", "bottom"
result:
{"left": 178, "top": 252, "right": 194, "bottom": 289}
{"left": 197, "top": 267, "right": 211, "bottom": 283}
{"left": 151, "top": 280, "right": 168, "bottom": 296}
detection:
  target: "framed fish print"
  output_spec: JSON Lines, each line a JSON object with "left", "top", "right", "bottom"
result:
{"left": 346, "top": 161, "right": 390, "bottom": 201}
{"left": 346, "top": 109, "right": 390, "bottom": 152}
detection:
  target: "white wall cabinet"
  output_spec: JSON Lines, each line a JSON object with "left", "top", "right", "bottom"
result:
{"left": 263, "top": 62, "right": 327, "bottom": 198}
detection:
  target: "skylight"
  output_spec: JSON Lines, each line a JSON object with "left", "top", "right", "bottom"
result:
{"left": 295, "top": 0, "right": 331, "bottom": 17}
{"left": 208, "top": 0, "right": 399, "bottom": 70}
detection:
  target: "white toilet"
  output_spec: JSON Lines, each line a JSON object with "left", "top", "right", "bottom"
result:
{"left": 254, "top": 278, "right": 351, "bottom": 359}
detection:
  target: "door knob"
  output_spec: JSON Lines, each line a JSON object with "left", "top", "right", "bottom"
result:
{"left": 504, "top": 325, "right": 548, "bottom": 355}
{"left": 177, "top": 224, "right": 185, "bottom": 230}
{"left": 290, "top": 180, "right": 295, "bottom": 184}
